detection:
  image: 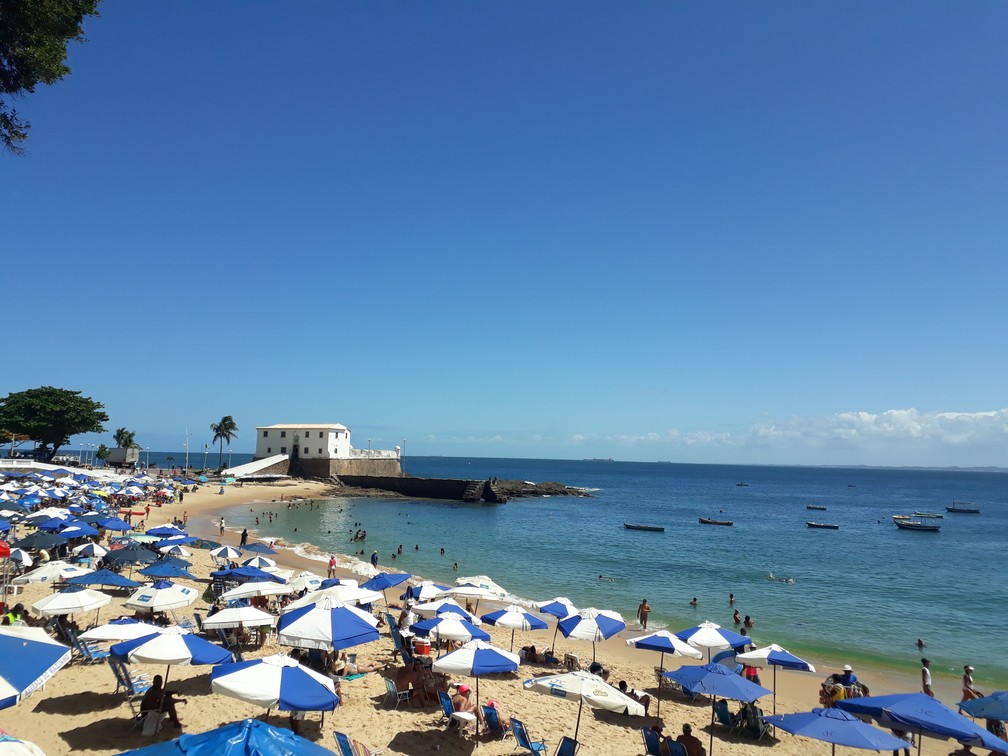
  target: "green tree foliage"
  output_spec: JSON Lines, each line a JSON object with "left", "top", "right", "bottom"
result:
{"left": 113, "top": 427, "right": 139, "bottom": 449}
{"left": 0, "top": 0, "right": 101, "bottom": 153}
{"left": 0, "top": 386, "right": 108, "bottom": 460}
{"left": 210, "top": 415, "right": 239, "bottom": 470}
{"left": 95, "top": 443, "right": 109, "bottom": 461}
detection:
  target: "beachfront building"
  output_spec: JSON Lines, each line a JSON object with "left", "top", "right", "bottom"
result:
{"left": 252, "top": 423, "right": 401, "bottom": 477}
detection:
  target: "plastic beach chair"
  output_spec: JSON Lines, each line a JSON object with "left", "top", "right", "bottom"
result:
{"left": 383, "top": 676, "right": 412, "bottom": 708}
{"left": 510, "top": 717, "right": 548, "bottom": 754}
{"left": 642, "top": 727, "right": 662, "bottom": 756}
{"left": 482, "top": 705, "right": 512, "bottom": 740}
{"left": 351, "top": 740, "right": 383, "bottom": 756}
{"left": 714, "top": 699, "right": 740, "bottom": 733}
{"left": 554, "top": 736, "right": 579, "bottom": 756}
{"left": 333, "top": 732, "right": 355, "bottom": 756}
{"left": 436, "top": 690, "right": 476, "bottom": 736}
{"left": 665, "top": 740, "right": 687, "bottom": 756}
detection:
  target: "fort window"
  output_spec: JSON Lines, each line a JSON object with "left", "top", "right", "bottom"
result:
{"left": 267, "top": 447, "right": 271, "bottom": 453}
{"left": 262, "top": 431, "right": 268, "bottom": 437}
{"left": 281, "top": 446, "right": 287, "bottom": 454}
{"left": 303, "top": 447, "right": 308, "bottom": 454}
{"left": 280, "top": 431, "right": 286, "bottom": 438}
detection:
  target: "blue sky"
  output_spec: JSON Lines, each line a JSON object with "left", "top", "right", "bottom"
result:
{"left": 4, "top": 2, "right": 1007, "bottom": 466}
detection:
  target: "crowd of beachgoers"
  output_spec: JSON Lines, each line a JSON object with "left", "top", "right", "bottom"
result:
{"left": 0, "top": 463, "right": 1003, "bottom": 755}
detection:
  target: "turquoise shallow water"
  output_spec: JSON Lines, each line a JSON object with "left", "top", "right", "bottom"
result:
{"left": 219, "top": 457, "right": 1008, "bottom": 687}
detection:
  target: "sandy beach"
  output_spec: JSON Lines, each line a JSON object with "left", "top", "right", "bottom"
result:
{"left": 0, "top": 481, "right": 981, "bottom": 755}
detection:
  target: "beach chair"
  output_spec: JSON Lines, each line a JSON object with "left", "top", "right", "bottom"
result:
{"left": 510, "top": 718, "right": 548, "bottom": 754}
{"left": 333, "top": 732, "right": 355, "bottom": 756}
{"left": 554, "top": 736, "right": 579, "bottom": 756}
{"left": 563, "top": 653, "right": 581, "bottom": 671}
{"left": 642, "top": 727, "right": 662, "bottom": 756}
{"left": 654, "top": 666, "right": 674, "bottom": 690}
{"left": 664, "top": 740, "right": 687, "bottom": 756}
{"left": 193, "top": 612, "right": 204, "bottom": 634}
{"left": 713, "top": 699, "right": 740, "bottom": 733}
{"left": 68, "top": 630, "right": 110, "bottom": 664}
{"left": 741, "top": 703, "right": 770, "bottom": 740}
{"left": 437, "top": 690, "right": 476, "bottom": 736}
{"left": 383, "top": 676, "right": 412, "bottom": 709}
{"left": 482, "top": 705, "right": 512, "bottom": 740}
{"left": 350, "top": 740, "right": 383, "bottom": 756}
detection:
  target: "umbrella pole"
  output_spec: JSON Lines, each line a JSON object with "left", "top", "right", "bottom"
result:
{"left": 656, "top": 651, "right": 665, "bottom": 719}
{"left": 574, "top": 697, "right": 583, "bottom": 742}
{"left": 475, "top": 676, "right": 480, "bottom": 747}
{"left": 551, "top": 623, "right": 560, "bottom": 656}
{"left": 510, "top": 628, "right": 515, "bottom": 653}
{"left": 709, "top": 697, "right": 715, "bottom": 755}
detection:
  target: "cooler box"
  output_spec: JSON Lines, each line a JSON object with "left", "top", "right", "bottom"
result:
{"left": 414, "top": 638, "right": 431, "bottom": 655}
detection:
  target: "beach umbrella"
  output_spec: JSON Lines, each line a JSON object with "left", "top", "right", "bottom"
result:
{"left": 211, "top": 566, "right": 285, "bottom": 583}
{"left": 80, "top": 618, "right": 164, "bottom": 642}
{"left": 32, "top": 586, "right": 111, "bottom": 617}
{"left": 675, "top": 620, "right": 751, "bottom": 659}
{"left": 401, "top": 580, "right": 450, "bottom": 602}
{"left": 536, "top": 597, "right": 577, "bottom": 619}
{"left": 361, "top": 572, "right": 411, "bottom": 592}
{"left": 242, "top": 556, "right": 276, "bottom": 569}
{"left": 146, "top": 525, "right": 187, "bottom": 538}
{"left": 735, "top": 643, "right": 816, "bottom": 714}
{"left": 837, "top": 692, "right": 1008, "bottom": 755}
{"left": 219, "top": 580, "right": 293, "bottom": 601}
{"left": 104, "top": 546, "right": 158, "bottom": 566}
{"left": 558, "top": 607, "right": 626, "bottom": 662}
{"left": 411, "top": 616, "right": 490, "bottom": 647}
{"left": 58, "top": 523, "right": 101, "bottom": 539}
{"left": 481, "top": 605, "right": 548, "bottom": 651}
{"left": 154, "top": 536, "right": 199, "bottom": 550}
{"left": 210, "top": 654, "right": 338, "bottom": 714}
{"left": 664, "top": 662, "right": 772, "bottom": 754}
{"left": 282, "top": 584, "right": 382, "bottom": 613}
{"left": 523, "top": 669, "right": 644, "bottom": 742}
{"left": 625, "top": 630, "right": 705, "bottom": 716}
{"left": 35, "top": 517, "right": 72, "bottom": 532}
{"left": 158, "top": 544, "right": 191, "bottom": 557}
{"left": 286, "top": 571, "right": 324, "bottom": 594}
{"left": 11, "top": 531, "right": 67, "bottom": 551}
{"left": 0, "top": 626, "right": 72, "bottom": 709}
{"left": 210, "top": 545, "right": 242, "bottom": 561}
{"left": 434, "top": 640, "right": 520, "bottom": 742}
{"left": 157, "top": 555, "right": 192, "bottom": 568}
{"left": 414, "top": 598, "right": 482, "bottom": 623}
{"left": 959, "top": 691, "right": 1008, "bottom": 720}
{"left": 763, "top": 707, "right": 912, "bottom": 755}
{"left": 7, "top": 550, "right": 32, "bottom": 568}
{"left": 201, "top": 607, "right": 276, "bottom": 631}
{"left": 277, "top": 597, "right": 380, "bottom": 652}
{"left": 138, "top": 562, "right": 197, "bottom": 581}
{"left": 71, "top": 541, "right": 108, "bottom": 558}
{"left": 13, "top": 560, "right": 91, "bottom": 585}
{"left": 125, "top": 580, "right": 199, "bottom": 613}
{"left": 437, "top": 583, "right": 498, "bottom": 612}
{"left": 96, "top": 516, "right": 132, "bottom": 532}
{"left": 116, "top": 717, "right": 334, "bottom": 756}
{"left": 240, "top": 542, "right": 276, "bottom": 555}
{"left": 66, "top": 568, "right": 142, "bottom": 589}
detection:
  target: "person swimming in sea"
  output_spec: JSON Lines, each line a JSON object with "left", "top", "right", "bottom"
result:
{"left": 598, "top": 575, "right": 616, "bottom": 582}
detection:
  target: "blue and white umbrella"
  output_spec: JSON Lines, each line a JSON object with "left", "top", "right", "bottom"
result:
{"left": 211, "top": 654, "right": 338, "bottom": 713}
{"left": 412, "top": 616, "right": 490, "bottom": 647}
{"left": 481, "top": 605, "right": 548, "bottom": 651}
{"left": 111, "top": 626, "right": 233, "bottom": 698}
{"left": 414, "top": 598, "right": 482, "bottom": 623}
{"left": 0, "top": 626, "right": 71, "bottom": 709}
{"left": 625, "top": 630, "right": 704, "bottom": 716}
{"left": 361, "top": 572, "right": 411, "bottom": 592}
{"left": 735, "top": 643, "right": 816, "bottom": 714}
{"left": 71, "top": 541, "right": 108, "bottom": 558}
{"left": 675, "top": 620, "right": 752, "bottom": 659}
{"left": 242, "top": 556, "right": 276, "bottom": 570}
{"left": 277, "top": 597, "right": 380, "bottom": 652}
{"left": 558, "top": 607, "right": 626, "bottom": 662}
{"left": 433, "top": 639, "right": 520, "bottom": 738}
{"left": 535, "top": 597, "right": 577, "bottom": 620}
{"left": 762, "top": 707, "right": 911, "bottom": 755}
{"left": 401, "top": 581, "right": 449, "bottom": 602}
{"left": 210, "top": 545, "right": 242, "bottom": 561}
{"left": 117, "top": 717, "right": 333, "bottom": 756}
{"left": 159, "top": 544, "right": 191, "bottom": 557}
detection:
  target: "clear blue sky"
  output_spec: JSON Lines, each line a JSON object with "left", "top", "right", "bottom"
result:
{"left": 4, "top": 2, "right": 1007, "bottom": 466}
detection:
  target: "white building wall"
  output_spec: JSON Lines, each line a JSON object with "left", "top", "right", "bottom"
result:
{"left": 255, "top": 425, "right": 353, "bottom": 460}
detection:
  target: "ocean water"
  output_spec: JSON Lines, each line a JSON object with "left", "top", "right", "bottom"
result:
{"left": 218, "top": 457, "right": 1007, "bottom": 686}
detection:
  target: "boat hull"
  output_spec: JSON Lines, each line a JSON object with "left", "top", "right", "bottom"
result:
{"left": 806, "top": 521, "right": 839, "bottom": 529}
{"left": 894, "top": 521, "right": 941, "bottom": 532}
{"left": 624, "top": 523, "right": 665, "bottom": 532}
{"left": 699, "top": 517, "right": 733, "bottom": 526}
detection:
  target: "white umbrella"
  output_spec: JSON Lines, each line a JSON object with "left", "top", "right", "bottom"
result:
{"left": 243, "top": 556, "right": 276, "bottom": 569}
{"left": 32, "top": 587, "right": 111, "bottom": 617}
{"left": 80, "top": 619, "right": 164, "bottom": 642}
{"left": 455, "top": 575, "right": 508, "bottom": 599}
{"left": 402, "top": 580, "right": 448, "bottom": 602}
{"left": 219, "top": 581, "right": 293, "bottom": 601}
{"left": 287, "top": 571, "right": 324, "bottom": 594}
{"left": 13, "top": 561, "right": 92, "bottom": 585}
{"left": 159, "top": 545, "right": 191, "bottom": 557}
{"left": 8, "top": 550, "right": 32, "bottom": 568}
{"left": 437, "top": 584, "right": 497, "bottom": 612}
{"left": 414, "top": 598, "right": 482, "bottom": 623}
{"left": 210, "top": 545, "right": 242, "bottom": 561}
{"left": 210, "top": 654, "right": 338, "bottom": 714}
{"left": 124, "top": 580, "right": 198, "bottom": 613}
{"left": 71, "top": 542, "right": 108, "bottom": 558}
{"left": 523, "top": 669, "right": 645, "bottom": 741}
{"left": 0, "top": 730, "right": 47, "bottom": 755}
{"left": 282, "top": 585, "right": 382, "bottom": 613}
{"left": 201, "top": 607, "right": 276, "bottom": 631}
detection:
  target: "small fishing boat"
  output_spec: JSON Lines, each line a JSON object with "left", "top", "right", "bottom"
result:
{"left": 892, "top": 514, "right": 913, "bottom": 520}
{"left": 946, "top": 501, "right": 980, "bottom": 514}
{"left": 735, "top": 482, "right": 750, "bottom": 487}
{"left": 806, "top": 521, "right": 840, "bottom": 530}
{"left": 912, "top": 512, "right": 944, "bottom": 518}
{"left": 806, "top": 504, "right": 827, "bottom": 511}
{"left": 894, "top": 519, "right": 941, "bottom": 532}
{"left": 699, "top": 517, "right": 733, "bottom": 526}
{"left": 624, "top": 523, "right": 665, "bottom": 532}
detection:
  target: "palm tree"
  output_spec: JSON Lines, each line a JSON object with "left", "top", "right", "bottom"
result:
{"left": 210, "top": 415, "right": 239, "bottom": 470}
{"left": 113, "top": 427, "right": 139, "bottom": 449}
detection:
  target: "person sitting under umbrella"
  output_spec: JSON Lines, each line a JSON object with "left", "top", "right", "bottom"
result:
{"left": 139, "top": 674, "right": 187, "bottom": 728}
{"left": 451, "top": 684, "right": 482, "bottom": 722}
{"left": 676, "top": 723, "right": 705, "bottom": 756}
{"left": 617, "top": 680, "right": 651, "bottom": 715}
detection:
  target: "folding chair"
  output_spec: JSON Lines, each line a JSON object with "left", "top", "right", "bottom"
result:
{"left": 437, "top": 690, "right": 475, "bottom": 737}
{"left": 482, "top": 705, "right": 512, "bottom": 740}
{"left": 510, "top": 717, "right": 548, "bottom": 754}
{"left": 383, "top": 676, "right": 412, "bottom": 709}
{"left": 642, "top": 727, "right": 662, "bottom": 756}
{"left": 554, "top": 736, "right": 579, "bottom": 756}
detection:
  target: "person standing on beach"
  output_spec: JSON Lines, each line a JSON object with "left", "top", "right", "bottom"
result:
{"left": 327, "top": 556, "right": 337, "bottom": 578}
{"left": 637, "top": 599, "right": 651, "bottom": 630}
{"left": 921, "top": 658, "right": 934, "bottom": 697}
{"left": 240, "top": 529, "right": 248, "bottom": 547}
{"left": 962, "top": 665, "right": 981, "bottom": 701}
{"left": 370, "top": 550, "right": 379, "bottom": 568}
{"left": 219, "top": 517, "right": 225, "bottom": 537}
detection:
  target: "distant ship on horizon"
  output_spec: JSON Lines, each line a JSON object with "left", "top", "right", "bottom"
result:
{"left": 584, "top": 457, "right": 615, "bottom": 462}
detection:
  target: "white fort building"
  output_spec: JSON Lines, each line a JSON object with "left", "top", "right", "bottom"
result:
{"left": 251, "top": 423, "right": 401, "bottom": 477}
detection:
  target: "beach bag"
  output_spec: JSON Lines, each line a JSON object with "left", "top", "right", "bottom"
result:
{"left": 141, "top": 711, "right": 163, "bottom": 736}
